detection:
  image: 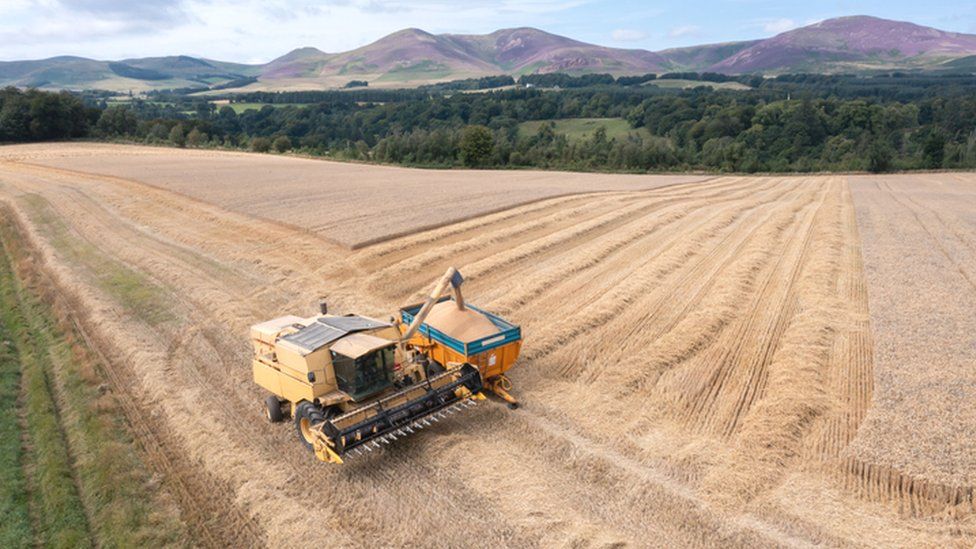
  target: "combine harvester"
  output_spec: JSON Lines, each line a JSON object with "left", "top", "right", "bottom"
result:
{"left": 250, "top": 268, "right": 521, "bottom": 463}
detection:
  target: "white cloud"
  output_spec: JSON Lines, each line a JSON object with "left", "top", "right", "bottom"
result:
{"left": 762, "top": 18, "right": 798, "bottom": 34}
{"left": 0, "top": 0, "right": 191, "bottom": 54}
{"left": 667, "top": 25, "right": 701, "bottom": 39}
{"left": 611, "top": 29, "right": 646, "bottom": 42}
{"left": 0, "top": 0, "right": 592, "bottom": 62}
{"left": 59, "top": 0, "right": 189, "bottom": 22}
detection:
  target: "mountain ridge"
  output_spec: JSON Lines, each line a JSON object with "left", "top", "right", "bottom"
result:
{"left": 2, "top": 15, "right": 974, "bottom": 92}
{"left": 709, "top": 15, "right": 976, "bottom": 73}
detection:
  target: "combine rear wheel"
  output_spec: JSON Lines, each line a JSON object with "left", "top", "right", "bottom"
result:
{"left": 265, "top": 396, "right": 283, "bottom": 423}
{"left": 294, "top": 401, "right": 326, "bottom": 452}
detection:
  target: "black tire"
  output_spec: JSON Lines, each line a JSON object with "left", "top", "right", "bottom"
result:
{"left": 294, "top": 401, "right": 326, "bottom": 452}
{"left": 265, "top": 396, "right": 284, "bottom": 423}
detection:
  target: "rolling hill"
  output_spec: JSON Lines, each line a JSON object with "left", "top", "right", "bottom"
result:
{"left": 657, "top": 40, "right": 761, "bottom": 71}
{"left": 0, "top": 55, "right": 261, "bottom": 92}
{"left": 443, "top": 27, "right": 669, "bottom": 75}
{"left": 2, "top": 15, "right": 975, "bottom": 92}
{"left": 251, "top": 27, "right": 670, "bottom": 89}
{"left": 710, "top": 16, "right": 976, "bottom": 73}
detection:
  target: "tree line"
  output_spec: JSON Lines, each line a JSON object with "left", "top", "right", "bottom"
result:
{"left": 4, "top": 74, "right": 976, "bottom": 173}
{"left": 0, "top": 87, "right": 98, "bottom": 142}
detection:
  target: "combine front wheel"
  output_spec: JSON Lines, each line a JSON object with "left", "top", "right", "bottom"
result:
{"left": 294, "top": 401, "right": 325, "bottom": 451}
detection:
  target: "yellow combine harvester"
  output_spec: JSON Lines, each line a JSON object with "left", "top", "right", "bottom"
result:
{"left": 251, "top": 268, "right": 521, "bottom": 463}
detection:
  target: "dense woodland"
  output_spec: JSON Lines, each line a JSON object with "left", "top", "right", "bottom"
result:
{"left": 0, "top": 88, "right": 97, "bottom": 142}
{"left": 3, "top": 72, "right": 976, "bottom": 173}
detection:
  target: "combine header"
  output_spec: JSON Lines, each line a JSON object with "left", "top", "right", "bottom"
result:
{"left": 251, "top": 267, "right": 521, "bottom": 463}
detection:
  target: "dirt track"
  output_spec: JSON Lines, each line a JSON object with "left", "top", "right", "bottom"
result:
{"left": 0, "top": 145, "right": 973, "bottom": 547}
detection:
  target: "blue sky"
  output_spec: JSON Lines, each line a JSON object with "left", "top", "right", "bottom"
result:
{"left": 2, "top": 0, "right": 975, "bottom": 62}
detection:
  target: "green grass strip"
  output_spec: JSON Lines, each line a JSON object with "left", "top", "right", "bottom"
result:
{"left": 18, "top": 278, "right": 186, "bottom": 548}
{"left": 1, "top": 229, "right": 93, "bottom": 548}
{"left": 0, "top": 244, "right": 32, "bottom": 549}
{"left": 0, "top": 212, "right": 186, "bottom": 547}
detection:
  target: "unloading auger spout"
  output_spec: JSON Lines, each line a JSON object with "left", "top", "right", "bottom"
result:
{"left": 399, "top": 266, "right": 466, "bottom": 344}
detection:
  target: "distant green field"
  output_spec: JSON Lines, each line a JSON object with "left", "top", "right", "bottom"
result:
{"left": 646, "top": 79, "right": 751, "bottom": 90}
{"left": 518, "top": 118, "right": 647, "bottom": 142}
{"left": 105, "top": 99, "right": 174, "bottom": 107}
{"left": 377, "top": 61, "right": 454, "bottom": 82}
{"left": 217, "top": 102, "right": 306, "bottom": 113}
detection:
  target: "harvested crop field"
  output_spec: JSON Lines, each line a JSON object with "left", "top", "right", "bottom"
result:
{"left": 6, "top": 143, "right": 706, "bottom": 248}
{"left": 846, "top": 174, "right": 976, "bottom": 508}
{"left": 0, "top": 144, "right": 973, "bottom": 547}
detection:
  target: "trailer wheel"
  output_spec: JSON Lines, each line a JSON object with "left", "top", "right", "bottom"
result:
{"left": 265, "top": 396, "right": 284, "bottom": 423}
{"left": 294, "top": 401, "right": 325, "bottom": 452}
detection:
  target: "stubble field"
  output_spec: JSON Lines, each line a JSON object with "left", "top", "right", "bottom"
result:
{"left": 0, "top": 144, "right": 973, "bottom": 547}
{"left": 7, "top": 143, "right": 706, "bottom": 248}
